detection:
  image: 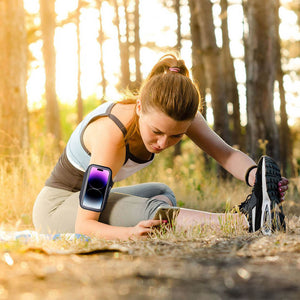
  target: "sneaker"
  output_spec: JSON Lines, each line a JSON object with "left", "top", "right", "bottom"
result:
{"left": 239, "top": 155, "right": 286, "bottom": 235}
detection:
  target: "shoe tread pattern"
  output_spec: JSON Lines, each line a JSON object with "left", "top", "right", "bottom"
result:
{"left": 264, "top": 156, "right": 285, "bottom": 231}
{"left": 264, "top": 156, "right": 281, "bottom": 202}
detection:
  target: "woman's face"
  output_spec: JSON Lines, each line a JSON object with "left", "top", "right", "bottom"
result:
{"left": 137, "top": 101, "right": 192, "bottom": 153}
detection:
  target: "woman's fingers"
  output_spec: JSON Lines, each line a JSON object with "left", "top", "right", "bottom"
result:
{"left": 140, "top": 219, "right": 162, "bottom": 228}
{"left": 133, "top": 219, "right": 162, "bottom": 237}
{"left": 278, "top": 177, "right": 289, "bottom": 202}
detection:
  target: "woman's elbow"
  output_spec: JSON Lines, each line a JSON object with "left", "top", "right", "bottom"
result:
{"left": 75, "top": 219, "right": 83, "bottom": 234}
{"left": 75, "top": 218, "right": 89, "bottom": 235}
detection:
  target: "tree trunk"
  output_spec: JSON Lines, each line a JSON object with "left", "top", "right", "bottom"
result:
{"left": 76, "top": 0, "right": 83, "bottom": 123}
{"left": 244, "top": 0, "right": 279, "bottom": 161}
{"left": 220, "top": 0, "right": 241, "bottom": 148}
{"left": 123, "top": 0, "right": 131, "bottom": 86}
{"left": 134, "top": 0, "right": 142, "bottom": 89}
{"left": 96, "top": 0, "right": 107, "bottom": 99}
{"left": 188, "top": 0, "right": 213, "bottom": 173}
{"left": 274, "top": 0, "right": 294, "bottom": 176}
{"left": 39, "top": 0, "right": 61, "bottom": 145}
{"left": 114, "top": 0, "right": 130, "bottom": 90}
{"left": 173, "top": 0, "right": 182, "bottom": 157}
{"left": 192, "top": 0, "right": 230, "bottom": 144}
{"left": 174, "top": 0, "right": 181, "bottom": 52}
{"left": 0, "top": 0, "right": 29, "bottom": 158}
{"left": 189, "top": 0, "right": 206, "bottom": 115}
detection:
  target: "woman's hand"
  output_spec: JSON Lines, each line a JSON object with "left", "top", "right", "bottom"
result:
{"left": 278, "top": 177, "right": 289, "bottom": 202}
{"left": 129, "top": 219, "right": 162, "bottom": 238}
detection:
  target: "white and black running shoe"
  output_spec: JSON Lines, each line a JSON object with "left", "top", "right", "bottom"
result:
{"left": 239, "top": 156, "right": 286, "bottom": 235}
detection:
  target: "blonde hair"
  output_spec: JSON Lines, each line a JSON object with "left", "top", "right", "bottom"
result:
{"left": 120, "top": 54, "right": 201, "bottom": 142}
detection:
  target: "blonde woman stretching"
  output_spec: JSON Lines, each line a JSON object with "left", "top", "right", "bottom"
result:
{"left": 33, "top": 54, "right": 288, "bottom": 239}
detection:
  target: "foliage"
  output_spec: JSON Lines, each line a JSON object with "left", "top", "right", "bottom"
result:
{"left": 29, "top": 96, "right": 102, "bottom": 147}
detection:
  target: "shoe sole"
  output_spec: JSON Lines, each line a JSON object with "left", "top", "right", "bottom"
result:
{"left": 260, "top": 156, "right": 283, "bottom": 235}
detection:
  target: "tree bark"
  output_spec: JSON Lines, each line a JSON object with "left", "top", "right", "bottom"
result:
{"left": 244, "top": 0, "right": 280, "bottom": 161}
{"left": 39, "top": 0, "right": 61, "bottom": 144}
{"left": 0, "top": 0, "right": 29, "bottom": 158}
{"left": 113, "top": 0, "right": 131, "bottom": 90}
{"left": 192, "top": 0, "right": 230, "bottom": 144}
{"left": 173, "top": 0, "right": 182, "bottom": 157}
{"left": 76, "top": 0, "right": 83, "bottom": 123}
{"left": 134, "top": 0, "right": 142, "bottom": 89}
{"left": 189, "top": 0, "right": 206, "bottom": 115}
{"left": 96, "top": 0, "right": 107, "bottom": 99}
{"left": 274, "top": 0, "right": 294, "bottom": 175}
{"left": 189, "top": 0, "right": 211, "bottom": 171}
{"left": 220, "top": 0, "right": 241, "bottom": 148}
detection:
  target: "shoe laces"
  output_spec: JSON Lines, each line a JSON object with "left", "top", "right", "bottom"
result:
{"left": 239, "top": 191, "right": 256, "bottom": 214}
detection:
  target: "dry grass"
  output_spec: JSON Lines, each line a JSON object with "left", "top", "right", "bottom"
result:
{"left": 0, "top": 151, "right": 299, "bottom": 299}
{"left": 0, "top": 138, "right": 299, "bottom": 299}
{"left": 0, "top": 134, "right": 60, "bottom": 230}
{"left": 0, "top": 137, "right": 299, "bottom": 238}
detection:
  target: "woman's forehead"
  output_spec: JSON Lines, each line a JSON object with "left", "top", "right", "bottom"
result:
{"left": 143, "top": 109, "right": 191, "bottom": 133}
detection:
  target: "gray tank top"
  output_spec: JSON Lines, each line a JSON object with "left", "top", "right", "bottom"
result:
{"left": 45, "top": 101, "right": 154, "bottom": 192}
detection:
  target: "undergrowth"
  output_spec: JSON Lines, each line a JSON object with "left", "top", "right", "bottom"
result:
{"left": 0, "top": 134, "right": 299, "bottom": 241}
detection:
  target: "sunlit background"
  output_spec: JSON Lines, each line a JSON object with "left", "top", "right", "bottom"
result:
{"left": 24, "top": 0, "right": 300, "bottom": 126}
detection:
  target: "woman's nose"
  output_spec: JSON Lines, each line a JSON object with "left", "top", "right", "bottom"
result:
{"left": 157, "top": 135, "right": 168, "bottom": 149}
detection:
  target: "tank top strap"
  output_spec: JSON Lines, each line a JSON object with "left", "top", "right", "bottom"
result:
{"left": 105, "top": 103, "right": 130, "bottom": 164}
{"left": 106, "top": 103, "right": 127, "bottom": 137}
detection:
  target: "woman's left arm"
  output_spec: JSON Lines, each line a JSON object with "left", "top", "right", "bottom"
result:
{"left": 186, "top": 112, "right": 257, "bottom": 186}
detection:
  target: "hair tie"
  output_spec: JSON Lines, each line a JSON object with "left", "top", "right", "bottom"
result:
{"left": 169, "top": 67, "right": 180, "bottom": 73}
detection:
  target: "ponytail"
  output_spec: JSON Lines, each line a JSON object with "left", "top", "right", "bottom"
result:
{"left": 140, "top": 53, "right": 201, "bottom": 121}
{"left": 146, "top": 54, "right": 190, "bottom": 79}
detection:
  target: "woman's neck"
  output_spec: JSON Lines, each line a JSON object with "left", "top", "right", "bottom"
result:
{"left": 127, "top": 131, "right": 152, "bottom": 161}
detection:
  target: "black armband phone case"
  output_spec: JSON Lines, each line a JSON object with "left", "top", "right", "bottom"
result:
{"left": 79, "top": 164, "right": 113, "bottom": 212}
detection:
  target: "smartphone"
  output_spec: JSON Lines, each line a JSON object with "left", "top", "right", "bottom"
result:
{"left": 79, "top": 164, "right": 112, "bottom": 212}
{"left": 153, "top": 207, "right": 180, "bottom": 222}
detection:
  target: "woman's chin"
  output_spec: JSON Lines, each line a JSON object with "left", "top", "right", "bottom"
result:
{"left": 150, "top": 145, "right": 163, "bottom": 153}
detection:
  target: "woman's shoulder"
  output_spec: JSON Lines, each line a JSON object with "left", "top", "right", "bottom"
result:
{"left": 85, "top": 114, "right": 124, "bottom": 144}
{"left": 112, "top": 102, "right": 136, "bottom": 125}
{"left": 83, "top": 101, "right": 135, "bottom": 148}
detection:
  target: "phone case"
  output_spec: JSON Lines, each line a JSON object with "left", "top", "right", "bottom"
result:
{"left": 79, "top": 164, "right": 113, "bottom": 212}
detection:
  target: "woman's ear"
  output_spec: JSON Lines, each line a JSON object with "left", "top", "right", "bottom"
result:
{"left": 136, "top": 99, "right": 142, "bottom": 116}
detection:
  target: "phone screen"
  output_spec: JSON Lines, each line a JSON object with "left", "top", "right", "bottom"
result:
{"left": 80, "top": 165, "right": 111, "bottom": 212}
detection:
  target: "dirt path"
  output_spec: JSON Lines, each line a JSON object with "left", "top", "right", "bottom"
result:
{"left": 0, "top": 227, "right": 299, "bottom": 300}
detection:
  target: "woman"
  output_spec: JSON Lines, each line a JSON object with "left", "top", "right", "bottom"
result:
{"left": 33, "top": 54, "right": 288, "bottom": 239}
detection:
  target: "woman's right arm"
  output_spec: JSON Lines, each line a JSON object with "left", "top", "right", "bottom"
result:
{"left": 74, "top": 117, "right": 160, "bottom": 240}
{"left": 75, "top": 208, "right": 161, "bottom": 240}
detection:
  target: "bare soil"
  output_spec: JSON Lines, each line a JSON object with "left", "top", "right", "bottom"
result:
{"left": 0, "top": 214, "right": 299, "bottom": 300}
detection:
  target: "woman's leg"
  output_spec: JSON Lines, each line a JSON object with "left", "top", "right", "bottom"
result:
{"left": 33, "top": 183, "right": 175, "bottom": 233}
{"left": 33, "top": 184, "right": 247, "bottom": 234}
{"left": 113, "top": 183, "right": 248, "bottom": 230}
{"left": 112, "top": 182, "right": 177, "bottom": 206}
{"left": 33, "top": 186, "right": 79, "bottom": 234}
{"left": 100, "top": 183, "right": 176, "bottom": 226}
{"left": 175, "top": 208, "right": 249, "bottom": 231}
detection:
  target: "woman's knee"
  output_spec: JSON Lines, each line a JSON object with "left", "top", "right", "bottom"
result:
{"left": 149, "top": 194, "right": 174, "bottom": 206}
{"left": 111, "top": 182, "right": 177, "bottom": 206}
{"left": 154, "top": 183, "right": 176, "bottom": 206}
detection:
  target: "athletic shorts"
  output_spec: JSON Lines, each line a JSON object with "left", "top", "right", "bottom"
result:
{"left": 32, "top": 182, "right": 176, "bottom": 234}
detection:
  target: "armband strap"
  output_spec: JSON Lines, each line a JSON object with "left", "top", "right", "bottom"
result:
{"left": 245, "top": 165, "right": 257, "bottom": 187}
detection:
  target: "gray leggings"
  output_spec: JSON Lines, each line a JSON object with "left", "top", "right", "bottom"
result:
{"left": 32, "top": 182, "right": 176, "bottom": 234}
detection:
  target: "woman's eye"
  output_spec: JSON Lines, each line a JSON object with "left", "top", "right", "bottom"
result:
{"left": 172, "top": 134, "right": 183, "bottom": 139}
{"left": 153, "top": 131, "right": 162, "bottom": 135}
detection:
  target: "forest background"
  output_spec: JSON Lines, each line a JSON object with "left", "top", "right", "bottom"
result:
{"left": 0, "top": 0, "right": 299, "bottom": 227}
